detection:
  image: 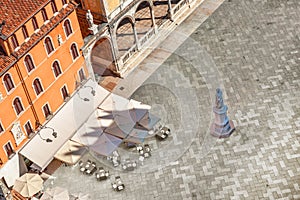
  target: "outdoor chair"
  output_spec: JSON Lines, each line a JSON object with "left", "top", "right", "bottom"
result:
{"left": 96, "top": 167, "right": 110, "bottom": 181}
{"left": 112, "top": 176, "right": 125, "bottom": 191}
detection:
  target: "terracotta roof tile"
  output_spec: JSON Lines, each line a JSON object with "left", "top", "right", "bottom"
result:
{"left": 14, "top": 3, "right": 76, "bottom": 58}
{"left": 0, "top": 55, "right": 17, "bottom": 74}
{"left": 0, "top": 0, "right": 50, "bottom": 37}
{"left": 0, "top": 3, "right": 76, "bottom": 75}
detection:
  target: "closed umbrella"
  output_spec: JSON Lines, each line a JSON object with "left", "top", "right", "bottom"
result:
{"left": 40, "top": 187, "right": 69, "bottom": 200}
{"left": 13, "top": 173, "right": 43, "bottom": 198}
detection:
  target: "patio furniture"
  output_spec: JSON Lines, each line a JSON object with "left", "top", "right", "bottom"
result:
{"left": 121, "top": 159, "right": 137, "bottom": 171}
{"left": 155, "top": 126, "right": 170, "bottom": 140}
{"left": 79, "top": 160, "right": 90, "bottom": 173}
{"left": 112, "top": 176, "right": 125, "bottom": 191}
{"left": 95, "top": 167, "right": 110, "bottom": 181}
{"left": 108, "top": 150, "right": 121, "bottom": 167}
{"left": 138, "top": 155, "right": 144, "bottom": 165}
{"left": 137, "top": 144, "right": 151, "bottom": 158}
{"left": 85, "top": 162, "right": 97, "bottom": 175}
{"left": 143, "top": 144, "right": 151, "bottom": 158}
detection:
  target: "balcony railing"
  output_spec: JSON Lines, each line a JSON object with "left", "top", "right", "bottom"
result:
{"left": 173, "top": 0, "right": 188, "bottom": 15}
{"left": 140, "top": 28, "right": 155, "bottom": 47}
{"left": 121, "top": 44, "right": 138, "bottom": 64}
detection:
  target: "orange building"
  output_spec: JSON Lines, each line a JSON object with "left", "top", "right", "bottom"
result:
{"left": 0, "top": 0, "right": 88, "bottom": 187}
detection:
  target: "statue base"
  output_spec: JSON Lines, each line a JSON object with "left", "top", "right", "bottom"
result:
{"left": 88, "top": 25, "right": 98, "bottom": 35}
{"left": 211, "top": 120, "right": 235, "bottom": 138}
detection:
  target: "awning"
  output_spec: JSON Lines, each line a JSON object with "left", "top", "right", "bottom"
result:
{"left": 54, "top": 140, "right": 86, "bottom": 165}
{"left": 19, "top": 79, "right": 110, "bottom": 170}
{"left": 137, "top": 112, "right": 161, "bottom": 130}
{"left": 88, "top": 133, "right": 122, "bottom": 156}
{"left": 0, "top": 154, "right": 26, "bottom": 187}
{"left": 123, "top": 129, "right": 149, "bottom": 144}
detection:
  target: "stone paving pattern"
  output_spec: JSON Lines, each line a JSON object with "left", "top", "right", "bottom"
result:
{"left": 45, "top": 0, "right": 300, "bottom": 199}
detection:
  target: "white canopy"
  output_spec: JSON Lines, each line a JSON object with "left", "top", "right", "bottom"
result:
{"left": 0, "top": 154, "right": 24, "bottom": 187}
{"left": 20, "top": 79, "right": 110, "bottom": 170}
{"left": 54, "top": 140, "right": 86, "bottom": 165}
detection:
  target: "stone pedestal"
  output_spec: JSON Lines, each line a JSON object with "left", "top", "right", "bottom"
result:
{"left": 211, "top": 88, "right": 235, "bottom": 138}
{"left": 88, "top": 25, "right": 98, "bottom": 35}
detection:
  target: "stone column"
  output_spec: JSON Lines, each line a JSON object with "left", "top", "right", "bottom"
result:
{"left": 211, "top": 88, "right": 235, "bottom": 138}
{"left": 108, "top": 24, "right": 121, "bottom": 72}
{"left": 167, "top": 0, "right": 174, "bottom": 21}
{"left": 133, "top": 23, "right": 141, "bottom": 50}
{"left": 150, "top": 6, "right": 158, "bottom": 33}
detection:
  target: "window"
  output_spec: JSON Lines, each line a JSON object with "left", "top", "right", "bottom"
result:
{"left": 0, "top": 122, "right": 4, "bottom": 133}
{"left": 41, "top": 8, "right": 48, "bottom": 22}
{"left": 42, "top": 104, "right": 52, "bottom": 118}
{"left": 24, "top": 121, "right": 34, "bottom": 136}
{"left": 24, "top": 55, "right": 35, "bottom": 73}
{"left": 33, "top": 79, "right": 43, "bottom": 95}
{"left": 52, "top": 61, "right": 62, "bottom": 77}
{"left": 70, "top": 43, "right": 79, "bottom": 60}
{"left": 22, "top": 26, "right": 29, "bottom": 39}
{"left": 78, "top": 68, "right": 85, "bottom": 82}
{"left": 63, "top": 19, "right": 73, "bottom": 37}
{"left": 11, "top": 34, "right": 19, "bottom": 49}
{"left": 13, "top": 98, "right": 24, "bottom": 115}
{"left": 51, "top": 1, "right": 58, "bottom": 13}
{"left": 4, "top": 142, "right": 14, "bottom": 158}
{"left": 44, "top": 37, "right": 54, "bottom": 55}
{"left": 61, "top": 85, "right": 69, "bottom": 100}
{"left": 3, "top": 74, "right": 15, "bottom": 92}
{"left": 32, "top": 17, "right": 39, "bottom": 30}
{"left": 62, "top": 0, "right": 67, "bottom": 5}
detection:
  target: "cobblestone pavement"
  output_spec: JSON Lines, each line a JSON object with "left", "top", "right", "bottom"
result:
{"left": 45, "top": 0, "right": 300, "bottom": 199}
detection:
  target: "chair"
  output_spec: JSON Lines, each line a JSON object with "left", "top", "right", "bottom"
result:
{"left": 112, "top": 176, "right": 125, "bottom": 191}
{"left": 144, "top": 144, "right": 151, "bottom": 152}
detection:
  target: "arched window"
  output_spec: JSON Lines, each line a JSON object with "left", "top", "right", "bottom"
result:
{"left": 11, "top": 34, "right": 19, "bottom": 49}
{"left": 42, "top": 104, "right": 52, "bottom": 118}
{"left": 13, "top": 97, "right": 24, "bottom": 115}
{"left": 33, "top": 78, "right": 43, "bottom": 95}
{"left": 24, "top": 55, "right": 35, "bottom": 73}
{"left": 70, "top": 43, "right": 79, "bottom": 60}
{"left": 52, "top": 61, "right": 62, "bottom": 77}
{"left": 3, "top": 74, "right": 14, "bottom": 92}
{"left": 44, "top": 37, "right": 54, "bottom": 55}
{"left": 51, "top": 1, "right": 58, "bottom": 13}
{"left": 32, "top": 17, "right": 39, "bottom": 30}
{"left": 41, "top": 8, "right": 48, "bottom": 22}
{"left": 22, "top": 26, "right": 29, "bottom": 39}
{"left": 63, "top": 19, "right": 73, "bottom": 37}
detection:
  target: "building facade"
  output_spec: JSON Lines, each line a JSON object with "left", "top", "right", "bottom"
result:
{"left": 0, "top": 0, "right": 88, "bottom": 187}
{"left": 75, "top": 0, "right": 202, "bottom": 81}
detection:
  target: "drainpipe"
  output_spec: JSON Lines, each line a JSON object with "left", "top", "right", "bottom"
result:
{"left": 14, "top": 63, "right": 40, "bottom": 129}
